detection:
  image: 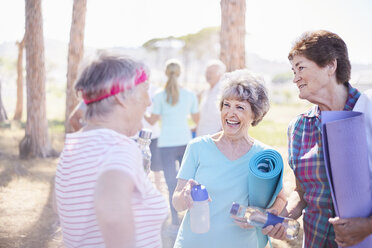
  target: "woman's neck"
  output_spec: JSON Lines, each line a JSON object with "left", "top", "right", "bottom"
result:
{"left": 83, "top": 113, "right": 134, "bottom": 137}
{"left": 219, "top": 132, "right": 252, "bottom": 147}
{"left": 212, "top": 131, "right": 254, "bottom": 160}
{"left": 317, "top": 83, "right": 349, "bottom": 111}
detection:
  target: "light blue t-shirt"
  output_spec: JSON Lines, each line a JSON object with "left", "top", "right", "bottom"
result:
{"left": 152, "top": 88, "right": 198, "bottom": 147}
{"left": 174, "top": 136, "right": 270, "bottom": 248}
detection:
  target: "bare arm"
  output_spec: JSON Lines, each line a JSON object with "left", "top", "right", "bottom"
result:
{"left": 172, "top": 179, "right": 198, "bottom": 212}
{"left": 144, "top": 113, "right": 160, "bottom": 126}
{"left": 235, "top": 189, "right": 289, "bottom": 233}
{"left": 267, "top": 189, "right": 287, "bottom": 216}
{"left": 94, "top": 170, "right": 135, "bottom": 248}
{"left": 284, "top": 178, "right": 307, "bottom": 220}
{"left": 68, "top": 106, "right": 85, "bottom": 131}
{"left": 262, "top": 178, "right": 306, "bottom": 240}
{"left": 191, "top": 112, "right": 200, "bottom": 125}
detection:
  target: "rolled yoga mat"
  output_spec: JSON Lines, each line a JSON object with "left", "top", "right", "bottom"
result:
{"left": 248, "top": 149, "right": 284, "bottom": 248}
{"left": 322, "top": 111, "right": 372, "bottom": 248}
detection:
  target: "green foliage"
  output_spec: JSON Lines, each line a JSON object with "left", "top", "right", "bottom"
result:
{"left": 272, "top": 71, "right": 293, "bottom": 84}
{"left": 250, "top": 120, "right": 288, "bottom": 148}
{"left": 48, "top": 119, "right": 65, "bottom": 133}
{"left": 141, "top": 26, "right": 220, "bottom": 59}
{"left": 178, "top": 26, "right": 220, "bottom": 47}
{"left": 142, "top": 36, "right": 177, "bottom": 51}
{"left": 179, "top": 26, "right": 220, "bottom": 59}
{"left": 0, "top": 56, "right": 16, "bottom": 75}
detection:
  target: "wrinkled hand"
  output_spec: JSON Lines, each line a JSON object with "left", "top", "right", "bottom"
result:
{"left": 231, "top": 215, "right": 255, "bottom": 229}
{"left": 181, "top": 179, "right": 212, "bottom": 209}
{"left": 261, "top": 209, "right": 287, "bottom": 240}
{"left": 262, "top": 223, "right": 286, "bottom": 240}
{"left": 329, "top": 216, "right": 372, "bottom": 247}
{"left": 180, "top": 179, "right": 199, "bottom": 209}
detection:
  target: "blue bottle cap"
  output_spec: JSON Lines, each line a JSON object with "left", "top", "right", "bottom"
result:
{"left": 230, "top": 202, "right": 240, "bottom": 215}
{"left": 191, "top": 184, "right": 208, "bottom": 201}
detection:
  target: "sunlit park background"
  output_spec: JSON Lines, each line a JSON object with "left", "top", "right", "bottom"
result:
{"left": 0, "top": 0, "right": 372, "bottom": 247}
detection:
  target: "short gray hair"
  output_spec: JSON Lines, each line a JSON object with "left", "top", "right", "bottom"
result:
{"left": 219, "top": 69, "right": 269, "bottom": 126}
{"left": 74, "top": 52, "right": 149, "bottom": 120}
{"left": 206, "top": 59, "right": 226, "bottom": 75}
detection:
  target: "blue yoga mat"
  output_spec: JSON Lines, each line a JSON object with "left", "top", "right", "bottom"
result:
{"left": 322, "top": 111, "right": 372, "bottom": 248}
{"left": 248, "top": 149, "right": 284, "bottom": 248}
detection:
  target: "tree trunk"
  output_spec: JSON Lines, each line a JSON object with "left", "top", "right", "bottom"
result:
{"left": 65, "top": 0, "right": 87, "bottom": 133}
{"left": 20, "top": 0, "right": 54, "bottom": 159}
{"left": 0, "top": 80, "right": 8, "bottom": 122}
{"left": 220, "top": 0, "right": 246, "bottom": 72}
{"left": 14, "top": 37, "right": 25, "bottom": 121}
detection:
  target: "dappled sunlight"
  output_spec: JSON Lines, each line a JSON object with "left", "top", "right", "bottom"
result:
{"left": 0, "top": 178, "right": 49, "bottom": 234}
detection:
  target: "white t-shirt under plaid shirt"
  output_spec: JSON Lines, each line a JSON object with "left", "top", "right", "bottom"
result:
{"left": 55, "top": 128, "right": 168, "bottom": 248}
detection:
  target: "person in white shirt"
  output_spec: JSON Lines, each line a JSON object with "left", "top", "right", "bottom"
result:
{"left": 196, "top": 60, "right": 226, "bottom": 136}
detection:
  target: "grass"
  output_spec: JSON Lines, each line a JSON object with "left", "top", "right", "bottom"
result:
{"left": 250, "top": 119, "right": 288, "bottom": 148}
{"left": 48, "top": 120, "right": 65, "bottom": 133}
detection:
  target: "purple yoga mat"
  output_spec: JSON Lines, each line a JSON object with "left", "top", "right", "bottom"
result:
{"left": 322, "top": 111, "right": 372, "bottom": 248}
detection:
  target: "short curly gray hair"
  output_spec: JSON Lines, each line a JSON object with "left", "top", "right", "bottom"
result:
{"left": 219, "top": 69, "right": 270, "bottom": 126}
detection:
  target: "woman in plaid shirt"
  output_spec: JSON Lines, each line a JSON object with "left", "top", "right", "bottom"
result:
{"left": 267, "top": 30, "right": 372, "bottom": 247}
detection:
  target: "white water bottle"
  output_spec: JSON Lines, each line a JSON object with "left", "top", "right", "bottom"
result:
{"left": 137, "top": 129, "right": 152, "bottom": 174}
{"left": 190, "top": 184, "right": 210, "bottom": 233}
{"left": 230, "top": 202, "right": 300, "bottom": 240}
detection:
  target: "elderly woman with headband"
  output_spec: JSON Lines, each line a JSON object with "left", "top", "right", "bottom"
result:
{"left": 54, "top": 53, "right": 168, "bottom": 248}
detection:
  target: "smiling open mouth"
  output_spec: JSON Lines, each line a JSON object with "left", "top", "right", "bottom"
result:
{"left": 226, "top": 120, "right": 240, "bottom": 126}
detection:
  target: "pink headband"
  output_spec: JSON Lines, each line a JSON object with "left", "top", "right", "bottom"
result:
{"left": 82, "top": 68, "right": 148, "bottom": 104}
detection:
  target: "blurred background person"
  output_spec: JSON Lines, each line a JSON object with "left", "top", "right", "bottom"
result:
{"left": 55, "top": 53, "right": 168, "bottom": 248}
{"left": 196, "top": 60, "right": 226, "bottom": 137}
{"left": 143, "top": 83, "right": 163, "bottom": 191}
{"left": 145, "top": 59, "right": 199, "bottom": 228}
{"left": 172, "top": 70, "right": 286, "bottom": 248}
{"left": 271, "top": 30, "right": 372, "bottom": 248}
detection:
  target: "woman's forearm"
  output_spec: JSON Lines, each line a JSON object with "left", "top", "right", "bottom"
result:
{"left": 283, "top": 180, "right": 307, "bottom": 219}
{"left": 172, "top": 188, "right": 188, "bottom": 212}
{"left": 268, "top": 189, "right": 287, "bottom": 215}
{"left": 172, "top": 179, "right": 195, "bottom": 212}
{"left": 144, "top": 113, "right": 160, "bottom": 125}
{"left": 191, "top": 113, "right": 200, "bottom": 125}
{"left": 286, "top": 192, "right": 306, "bottom": 219}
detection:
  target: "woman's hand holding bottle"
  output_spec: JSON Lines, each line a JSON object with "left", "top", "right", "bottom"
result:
{"left": 261, "top": 209, "right": 287, "bottom": 240}
{"left": 180, "top": 179, "right": 199, "bottom": 209}
{"left": 230, "top": 202, "right": 299, "bottom": 240}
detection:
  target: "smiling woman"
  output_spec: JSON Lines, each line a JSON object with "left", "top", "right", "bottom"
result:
{"left": 171, "top": 69, "right": 287, "bottom": 248}
{"left": 275, "top": 30, "right": 372, "bottom": 248}
{"left": 220, "top": 98, "right": 255, "bottom": 138}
